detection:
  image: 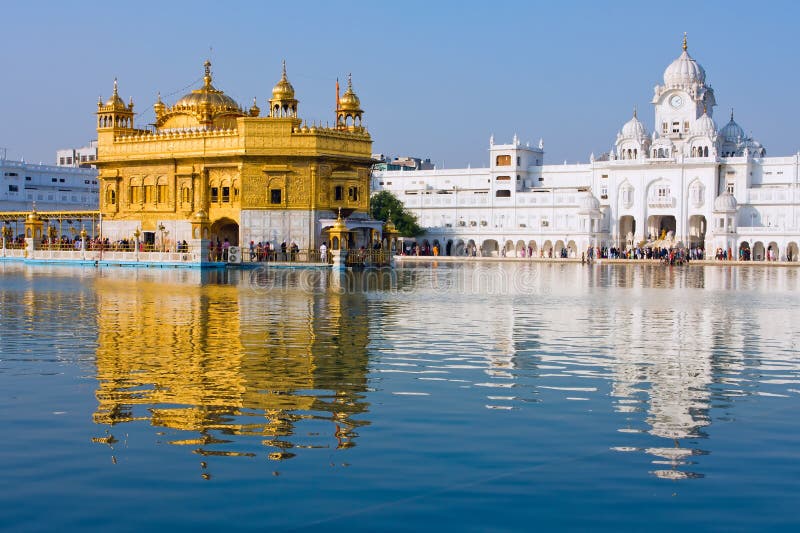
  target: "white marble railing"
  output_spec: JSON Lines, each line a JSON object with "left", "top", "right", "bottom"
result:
{"left": 648, "top": 197, "right": 675, "bottom": 208}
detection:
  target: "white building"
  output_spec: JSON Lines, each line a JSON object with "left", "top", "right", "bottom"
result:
{"left": 1, "top": 152, "right": 98, "bottom": 211}
{"left": 373, "top": 37, "right": 800, "bottom": 261}
{"left": 56, "top": 140, "right": 98, "bottom": 168}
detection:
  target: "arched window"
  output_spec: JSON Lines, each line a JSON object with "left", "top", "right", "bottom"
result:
{"left": 106, "top": 188, "right": 116, "bottom": 205}
{"left": 703, "top": 146, "right": 709, "bottom": 157}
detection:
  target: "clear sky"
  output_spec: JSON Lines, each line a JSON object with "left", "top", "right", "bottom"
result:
{"left": 2, "top": 0, "right": 799, "bottom": 167}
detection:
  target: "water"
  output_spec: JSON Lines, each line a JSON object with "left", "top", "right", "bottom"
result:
{"left": 1, "top": 261, "right": 799, "bottom": 531}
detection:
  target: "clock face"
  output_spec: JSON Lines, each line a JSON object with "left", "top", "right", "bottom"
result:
{"left": 670, "top": 95, "right": 683, "bottom": 108}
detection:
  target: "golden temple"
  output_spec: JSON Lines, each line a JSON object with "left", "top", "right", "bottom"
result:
{"left": 95, "top": 61, "right": 380, "bottom": 255}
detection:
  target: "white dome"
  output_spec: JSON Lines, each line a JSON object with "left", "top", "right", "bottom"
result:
{"left": 691, "top": 113, "right": 716, "bottom": 137}
{"left": 578, "top": 192, "right": 601, "bottom": 213}
{"left": 720, "top": 112, "right": 745, "bottom": 142}
{"left": 620, "top": 112, "right": 648, "bottom": 139}
{"left": 713, "top": 192, "right": 737, "bottom": 212}
{"left": 664, "top": 50, "right": 706, "bottom": 86}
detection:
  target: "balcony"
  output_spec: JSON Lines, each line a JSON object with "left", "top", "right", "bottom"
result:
{"left": 647, "top": 196, "right": 675, "bottom": 208}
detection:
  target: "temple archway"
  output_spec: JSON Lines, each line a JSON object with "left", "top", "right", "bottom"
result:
{"left": 753, "top": 241, "right": 765, "bottom": 261}
{"left": 647, "top": 215, "right": 676, "bottom": 241}
{"left": 210, "top": 218, "right": 239, "bottom": 246}
{"left": 786, "top": 242, "right": 798, "bottom": 262}
{"left": 481, "top": 239, "right": 499, "bottom": 257}
{"left": 619, "top": 215, "right": 636, "bottom": 248}
{"left": 688, "top": 215, "right": 706, "bottom": 249}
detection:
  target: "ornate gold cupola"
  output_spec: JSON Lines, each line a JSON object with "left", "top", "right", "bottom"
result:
{"left": 336, "top": 74, "right": 363, "bottom": 131}
{"left": 155, "top": 60, "right": 245, "bottom": 131}
{"left": 269, "top": 60, "right": 298, "bottom": 118}
{"left": 97, "top": 78, "right": 135, "bottom": 132}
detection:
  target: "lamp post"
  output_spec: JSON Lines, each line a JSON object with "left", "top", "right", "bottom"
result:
{"left": 158, "top": 223, "right": 166, "bottom": 252}
{"left": 79, "top": 227, "right": 88, "bottom": 254}
{"left": 47, "top": 224, "right": 57, "bottom": 249}
{"left": 133, "top": 228, "right": 141, "bottom": 261}
{"left": 1, "top": 224, "right": 10, "bottom": 256}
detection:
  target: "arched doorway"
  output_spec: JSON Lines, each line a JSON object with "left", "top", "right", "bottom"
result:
{"left": 688, "top": 215, "right": 706, "bottom": 250}
{"left": 619, "top": 215, "right": 636, "bottom": 248}
{"left": 515, "top": 240, "right": 526, "bottom": 257}
{"left": 210, "top": 218, "right": 239, "bottom": 246}
{"left": 445, "top": 239, "right": 453, "bottom": 256}
{"left": 739, "top": 241, "right": 751, "bottom": 261}
{"left": 454, "top": 239, "right": 465, "bottom": 256}
{"left": 753, "top": 241, "right": 765, "bottom": 261}
{"left": 504, "top": 240, "right": 514, "bottom": 257}
{"left": 542, "top": 240, "right": 553, "bottom": 258}
{"left": 787, "top": 242, "right": 799, "bottom": 262}
{"left": 767, "top": 241, "right": 779, "bottom": 261}
{"left": 528, "top": 240, "right": 538, "bottom": 257}
{"left": 482, "top": 239, "right": 499, "bottom": 257}
{"left": 567, "top": 240, "right": 577, "bottom": 258}
{"left": 554, "top": 240, "right": 566, "bottom": 258}
{"left": 647, "top": 215, "right": 676, "bottom": 241}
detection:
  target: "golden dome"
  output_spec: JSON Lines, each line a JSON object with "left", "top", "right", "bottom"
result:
{"left": 271, "top": 60, "right": 296, "bottom": 101}
{"left": 249, "top": 97, "right": 260, "bottom": 117}
{"left": 104, "top": 79, "right": 126, "bottom": 108}
{"left": 332, "top": 208, "right": 348, "bottom": 231}
{"left": 384, "top": 218, "right": 397, "bottom": 233}
{"left": 338, "top": 74, "right": 361, "bottom": 111}
{"left": 173, "top": 60, "right": 242, "bottom": 113}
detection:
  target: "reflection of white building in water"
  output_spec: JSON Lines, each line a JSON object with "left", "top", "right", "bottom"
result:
{"left": 373, "top": 37, "right": 800, "bottom": 261}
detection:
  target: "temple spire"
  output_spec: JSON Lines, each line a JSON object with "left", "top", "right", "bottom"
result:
{"left": 203, "top": 60, "right": 212, "bottom": 88}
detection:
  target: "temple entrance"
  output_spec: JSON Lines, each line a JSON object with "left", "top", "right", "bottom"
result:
{"left": 618, "top": 215, "right": 636, "bottom": 248}
{"left": 647, "top": 215, "right": 676, "bottom": 241}
{"left": 688, "top": 215, "right": 706, "bottom": 249}
{"left": 739, "top": 241, "right": 751, "bottom": 261}
{"left": 210, "top": 218, "right": 239, "bottom": 246}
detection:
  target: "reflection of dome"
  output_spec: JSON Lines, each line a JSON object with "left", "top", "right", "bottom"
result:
{"left": 663, "top": 36, "right": 706, "bottom": 86}
{"left": 691, "top": 112, "right": 716, "bottom": 137}
{"left": 720, "top": 111, "right": 745, "bottom": 142}
{"left": 578, "top": 192, "right": 600, "bottom": 212}
{"left": 173, "top": 61, "right": 242, "bottom": 113}
{"left": 621, "top": 110, "right": 648, "bottom": 139}
{"left": 714, "top": 192, "right": 737, "bottom": 212}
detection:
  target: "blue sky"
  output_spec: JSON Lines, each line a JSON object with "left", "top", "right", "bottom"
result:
{"left": 2, "top": 0, "right": 799, "bottom": 167}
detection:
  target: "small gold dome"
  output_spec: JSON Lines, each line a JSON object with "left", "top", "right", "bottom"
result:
{"left": 271, "top": 60, "right": 295, "bottom": 100}
{"left": 193, "top": 210, "right": 209, "bottom": 220}
{"left": 338, "top": 74, "right": 361, "bottom": 111}
{"left": 249, "top": 97, "right": 260, "bottom": 117}
{"left": 384, "top": 218, "right": 397, "bottom": 233}
{"left": 27, "top": 211, "right": 40, "bottom": 221}
{"left": 104, "top": 79, "right": 126, "bottom": 107}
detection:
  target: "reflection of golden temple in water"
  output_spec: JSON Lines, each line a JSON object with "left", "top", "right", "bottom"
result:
{"left": 92, "top": 268, "right": 371, "bottom": 461}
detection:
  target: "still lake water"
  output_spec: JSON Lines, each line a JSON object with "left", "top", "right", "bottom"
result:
{"left": 1, "top": 261, "right": 799, "bottom": 531}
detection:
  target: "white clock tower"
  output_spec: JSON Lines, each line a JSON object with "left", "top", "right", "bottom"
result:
{"left": 652, "top": 34, "right": 716, "bottom": 151}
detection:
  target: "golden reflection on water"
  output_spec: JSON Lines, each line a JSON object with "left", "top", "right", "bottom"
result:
{"left": 92, "top": 268, "right": 371, "bottom": 460}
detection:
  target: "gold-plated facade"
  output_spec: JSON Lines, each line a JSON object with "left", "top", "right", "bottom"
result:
{"left": 95, "top": 61, "right": 374, "bottom": 250}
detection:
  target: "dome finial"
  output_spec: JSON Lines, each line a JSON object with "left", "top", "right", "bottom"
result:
{"left": 682, "top": 32, "right": 688, "bottom": 52}
{"left": 730, "top": 108, "right": 734, "bottom": 121}
{"left": 348, "top": 72, "right": 352, "bottom": 89}
{"left": 703, "top": 103, "right": 707, "bottom": 114}
{"left": 113, "top": 77, "right": 119, "bottom": 96}
{"left": 633, "top": 105, "right": 637, "bottom": 119}
{"left": 203, "top": 59, "right": 212, "bottom": 88}
{"left": 282, "top": 59, "right": 287, "bottom": 79}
